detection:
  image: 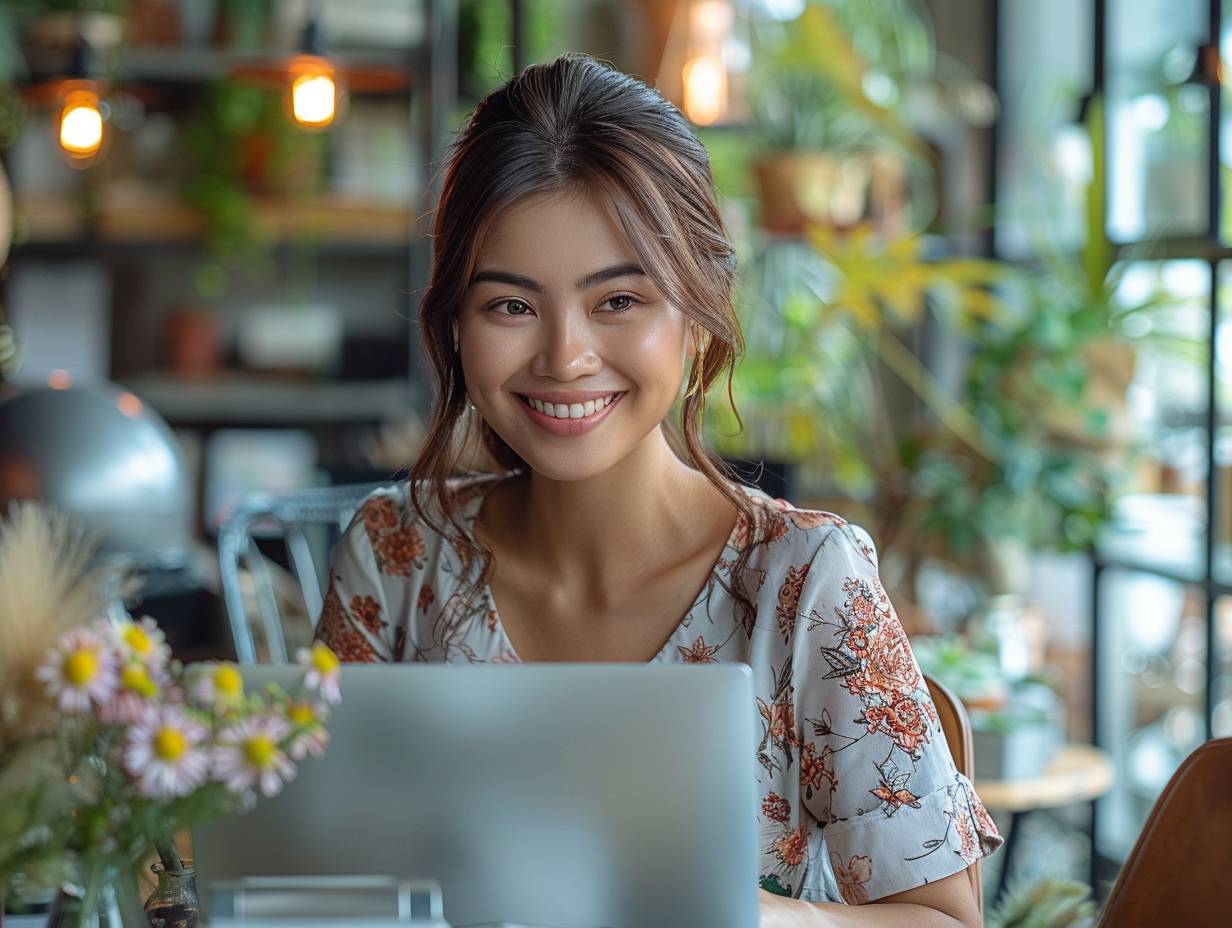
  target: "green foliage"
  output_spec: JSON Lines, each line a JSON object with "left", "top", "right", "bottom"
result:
{"left": 179, "top": 77, "right": 327, "bottom": 296}
{"left": 985, "top": 876, "right": 1098, "bottom": 928}
{"left": 747, "top": 0, "right": 931, "bottom": 154}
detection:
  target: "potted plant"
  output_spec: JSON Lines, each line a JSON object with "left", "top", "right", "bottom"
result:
{"left": 912, "top": 635, "right": 1064, "bottom": 781}
{"left": 744, "top": 0, "right": 994, "bottom": 237}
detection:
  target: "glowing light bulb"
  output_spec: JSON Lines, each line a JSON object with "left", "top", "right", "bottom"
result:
{"left": 291, "top": 61, "right": 337, "bottom": 128}
{"left": 683, "top": 55, "right": 726, "bottom": 125}
{"left": 58, "top": 90, "right": 104, "bottom": 158}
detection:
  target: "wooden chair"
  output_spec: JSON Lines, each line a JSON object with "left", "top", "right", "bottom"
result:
{"left": 1096, "top": 737, "right": 1232, "bottom": 927}
{"left": 923, "top": 674, "right": 983, "bottom": 918}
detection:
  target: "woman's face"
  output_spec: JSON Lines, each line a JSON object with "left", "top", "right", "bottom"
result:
{"left": 456, "top": 187, "right": 696, "bottom": 482}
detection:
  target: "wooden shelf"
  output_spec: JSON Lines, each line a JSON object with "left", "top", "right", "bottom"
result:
{"left": 121, "top": 374, "right": 415, "bottom": 428}
{"left": 12, "top": 187, "right": 420, "bottom": 252}
{"left": 118, "top": 47, "right": 414, "bottom": 90}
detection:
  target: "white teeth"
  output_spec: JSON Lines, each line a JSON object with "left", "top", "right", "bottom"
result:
{"left": 524, "top": 394, "right": 618, "bottom": 419}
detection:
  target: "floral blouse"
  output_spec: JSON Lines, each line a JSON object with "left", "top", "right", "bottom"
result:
{"left": 314, "top": 470, "right": 1003, "bottom": 904}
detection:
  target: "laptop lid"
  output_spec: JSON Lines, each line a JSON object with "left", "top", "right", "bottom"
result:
{"left": 193, "top": 664, "right": 760, "bottom": 928}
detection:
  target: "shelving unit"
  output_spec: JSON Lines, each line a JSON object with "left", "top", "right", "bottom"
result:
{"left": 0, "top": 1, "right": 460, "bottom": 529}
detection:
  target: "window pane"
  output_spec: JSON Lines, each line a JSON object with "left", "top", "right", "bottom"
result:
{"left": 1216, "top": 596, "right": 1232, "bottom": 737}
{"left": 1106, "top": 0, "right": 1209, "bottom": 241}
{"left": 1096, "top": 569, "right": 1207, "bottom": 859}
{"left": 1098, "top": 261, "right": 1210, "bottom": 581}
{"left": 1213, "top": 264, "right": 1232, "bottom": 585}
{"left": 995, "top": 0, "right": 1092, "bottom": 258}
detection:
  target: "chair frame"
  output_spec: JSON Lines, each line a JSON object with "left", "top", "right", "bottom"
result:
{"left": 923, "top": 674, "right": 983, "bottom": 918}
{"left": 217, "top": 481, "right": 388, "bottom": 663}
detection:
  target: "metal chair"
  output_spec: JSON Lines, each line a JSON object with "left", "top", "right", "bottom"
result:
{"left": 923, "top": 674, "right": 984, "bottom": 919}
{"left": 217, "top": 481, "right": 390, "bottom": 663}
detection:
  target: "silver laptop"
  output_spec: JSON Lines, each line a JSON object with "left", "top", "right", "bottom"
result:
{"left": 194, "top": 664, "right": 760, "bottom": 928}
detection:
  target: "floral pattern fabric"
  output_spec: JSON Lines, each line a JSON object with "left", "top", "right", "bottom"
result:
{"left": 315, "top": 470, "right": 1003, "bottom": 904}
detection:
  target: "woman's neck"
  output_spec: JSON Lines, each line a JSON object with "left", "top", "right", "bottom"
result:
{"left": 477, "top": 428, "right": 733, "bottom": 606}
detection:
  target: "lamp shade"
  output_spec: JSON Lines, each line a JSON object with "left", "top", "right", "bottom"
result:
{"left": 0, "top": 385, "right": 193, "bottom": 563}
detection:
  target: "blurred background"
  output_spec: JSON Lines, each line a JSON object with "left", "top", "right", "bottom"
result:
{"left": 0, "top": 0, "right": 1227, "bottom": 917}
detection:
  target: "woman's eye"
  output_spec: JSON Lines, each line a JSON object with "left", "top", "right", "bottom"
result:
{"left": 604, "top": 294, "right": 637, "bottom": 313}
{"left": 493, "top": 299, "right": 533, "bottom": 316}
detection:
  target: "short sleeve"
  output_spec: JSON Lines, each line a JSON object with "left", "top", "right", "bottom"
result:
{"left": 793, "top": 522, "right": 1003, "bottom": 904}
{"left": 313, "top": 491, "right": 413, "bottom": 662}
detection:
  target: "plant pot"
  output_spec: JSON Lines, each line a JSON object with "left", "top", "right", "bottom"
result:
{"left": 751, "top": 149, "right": 909, "bottom": 237}
{"left": 972, "top": 719, "right": 1062, "bottom": 781}
{"left": 164, "top": 309, "right": 222, "bottom": 378}
{"left": 753, "top": 151, "right": 862, "bottom": 236}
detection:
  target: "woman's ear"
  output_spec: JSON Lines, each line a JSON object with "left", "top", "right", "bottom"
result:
{"left": 686, "top": 323, "right": 698, "bottom": 358}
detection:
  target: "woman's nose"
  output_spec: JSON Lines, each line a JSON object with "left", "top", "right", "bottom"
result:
{"left": 530, "top": 314, "right": 602, "bottom": 380}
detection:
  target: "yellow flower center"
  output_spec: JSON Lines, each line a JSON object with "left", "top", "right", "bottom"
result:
{"left": 311, "top": 645, "right": 339, "bottom": 676}
{"left": 153, "top": 727, "right": 188, "bottom": 762}
{"left": 121, "top": 664, "right": 157, "bottom": 698}
{"left": 288, "top": 703, "right": 316, "bottom": 726}
{"left": 122, "top": 624, "right": 152, "bottom": 655}
{"left": 243, "top": 735, "right": 277, "bottom": 769}
{"left": 213, "top": 665, "right": 243, "bottom": 699}
{"left": 63, "top": 649, "right": 98, "bottom": 687}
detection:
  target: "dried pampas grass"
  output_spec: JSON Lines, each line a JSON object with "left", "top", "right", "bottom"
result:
{"left": 0, "top": 504, "right": 105, "bottom": 747}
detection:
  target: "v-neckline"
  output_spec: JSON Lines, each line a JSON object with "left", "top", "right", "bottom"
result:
{"left": 458, "top": 470, "right": 756, "bottom": 664}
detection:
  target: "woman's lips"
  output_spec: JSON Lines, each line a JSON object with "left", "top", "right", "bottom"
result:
{"left": 516, "top": 392, "right": 626, "bottom": 436}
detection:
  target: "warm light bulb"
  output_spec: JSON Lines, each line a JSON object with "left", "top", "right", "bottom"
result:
{"left": 291, "top": 71, "right": 337, "bottom": 128}
{"left": 683, "top": 55, "right": 726, "bottom": 125}
{"left": 58, "top": 90, "right": 104, "bottom": 157}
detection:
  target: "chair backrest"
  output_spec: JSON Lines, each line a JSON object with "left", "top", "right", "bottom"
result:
{"left": 1096, "top": 737, "right": 1232, "bottom": 927}
{"left": 923, "top": 674, "right": 983, "bottom": 918}
{"left": 217, "top": 481, "right": 389, "bottom": 663}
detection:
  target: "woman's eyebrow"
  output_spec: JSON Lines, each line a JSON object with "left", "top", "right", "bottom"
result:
{"left": 468, "top": 263, "right": 646, "bottom": 292}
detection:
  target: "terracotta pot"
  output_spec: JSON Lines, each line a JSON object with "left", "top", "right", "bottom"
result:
{"left": 165, "top": 309, "right": 222, "bottom": 377}
{"left": 752, "top": 149, "right": 909, "bottom": 236}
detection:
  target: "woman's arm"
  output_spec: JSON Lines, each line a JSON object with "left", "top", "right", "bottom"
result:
{"left": 759, "top": 869, "right": 981, "bottom": 928}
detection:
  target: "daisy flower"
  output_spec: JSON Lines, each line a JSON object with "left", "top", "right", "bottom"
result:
{"left": 283, "top": 699, "right": 331, "bottom": 760}
{"left": 35, "top": 627, "right": 119, "bottom": 714}
{"left": 297, "top": 643, "right": 341, "bottom": 705}
{"left": 123, "top": 705, "right": 210, "bottom": 798}
{"left": 190, "top": 662, "right": 245, "bottom": 712}
{"left": 213, "top": 714, "right": 297, "bottom": 798}
{"left": 97, "top": 661, "right": 161, "bottom": 725}
{"left": 107, "top": 616, "right": 171, "bottom": 671}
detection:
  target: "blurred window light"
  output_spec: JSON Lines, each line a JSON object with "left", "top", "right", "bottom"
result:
{"left": 1132, "top": 93, "right": 1170, "bottom": 131}
{"left": 754, "top": 0, "right": 805, "bottom": 20}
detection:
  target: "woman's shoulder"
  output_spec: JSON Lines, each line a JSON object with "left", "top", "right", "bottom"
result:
{"left": 733, "top": 484, "right": 878, "bottom": 572}
{"left": 345, "top": 471, "right": 511, "bottom": 573}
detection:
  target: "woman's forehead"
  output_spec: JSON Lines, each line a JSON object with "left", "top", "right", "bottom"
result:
{"left": 474, "top": 189, "right": 640, "bottom": 277}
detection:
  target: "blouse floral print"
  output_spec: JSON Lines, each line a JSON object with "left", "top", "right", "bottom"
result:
{"left": 314, "top": 470, "right": 1003, "bottom": 904}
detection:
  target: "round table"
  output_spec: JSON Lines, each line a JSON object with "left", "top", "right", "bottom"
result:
{"left": 974, "top": 743, "right": 1116, "bottom": 905}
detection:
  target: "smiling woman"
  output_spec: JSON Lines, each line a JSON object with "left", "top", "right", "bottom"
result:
{"left": 313, "top": 52, "right": 1000, "bottom": 925}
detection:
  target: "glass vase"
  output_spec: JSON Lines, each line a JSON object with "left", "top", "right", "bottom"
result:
{"left": 45, "top": 882, "right": 121, "bottom": 928}
{"left": 142, "top": 861, "right": 198, "bottom": 928}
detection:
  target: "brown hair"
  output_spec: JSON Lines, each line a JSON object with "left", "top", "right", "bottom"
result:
{"left": 409, "top": 52, "right": 767, "bottom": 636}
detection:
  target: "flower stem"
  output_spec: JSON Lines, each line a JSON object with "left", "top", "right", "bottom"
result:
{"left": 154, "top": 836, "right": 183, "bottom": 872}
